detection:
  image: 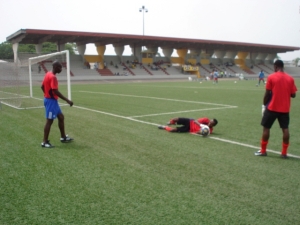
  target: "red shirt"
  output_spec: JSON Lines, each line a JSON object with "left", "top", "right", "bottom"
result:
{"left": 266, "top": 71, "right": 297, "bottom": 113}
{"left": 42, "top": 71, "right": 59, "bottom": 99}
{"left": 190, "top": 117, "right": 213, "bottom": 133}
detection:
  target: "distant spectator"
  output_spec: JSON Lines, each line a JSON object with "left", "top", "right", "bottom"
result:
{"left": 220, "top": 71, "right": 224, "bottom": 78}
{"left": 94, "top": 62, "right": 98, "bottom": 70}
{"left": 38, "top": 65, "right": 41, "bottom": 73}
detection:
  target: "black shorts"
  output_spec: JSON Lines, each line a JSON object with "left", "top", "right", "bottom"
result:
{"left": 261, "top": 109, "right": 289, "bottom": 129}
{"left": 175, "top": 118, "right": 192, "bottom": 133}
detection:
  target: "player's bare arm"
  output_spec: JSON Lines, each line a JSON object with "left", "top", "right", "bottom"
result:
{"left": 263, "top": 90, "right": 272, "bottom": 105}
{"left": 53, "top": 89, "right": 73, "bottom": 106}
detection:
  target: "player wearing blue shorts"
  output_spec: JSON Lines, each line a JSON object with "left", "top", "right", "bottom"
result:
{"left": 41, "top": 61, "right": 74, "bottom": 148}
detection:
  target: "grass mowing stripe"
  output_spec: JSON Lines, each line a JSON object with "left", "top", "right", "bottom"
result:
{"left": 79, "top": 91, "right": 236, "bottom": 107}
{"left": 130, "top": 106, "right": 237, "bottom": 118}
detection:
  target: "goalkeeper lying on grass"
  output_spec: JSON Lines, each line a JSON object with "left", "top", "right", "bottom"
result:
{"left": 158, "top": 117, "right": 218, "bottom": 136}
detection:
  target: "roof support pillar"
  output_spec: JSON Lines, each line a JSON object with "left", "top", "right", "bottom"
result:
{"left": 76, "top": 44, "right": 86, "bottom": 62}
{"left": 12, "top": 42, "right": 19, "bottom": 63}
{"left": 35, "top": 43, "right": 42, "bottom": 54}
{"left": 114, "top": 45, "right": 125, "bottom": 63}
{"left": 214, "top": 50, "right": 226, "bottom": 64}
{"left": 265, "top": 53, "right": 276, "bottom": 64}
{"left": 95, "top": 44, "right": 106, "bottom": 69}
{"left": 224, "top": 51, "right": 237, "bottom": 64}
{"left": 130, "top": 44, "right": 142, "bottom": 62}
{"left": 256, "top": 53, "right": 268, "bottom": 64}
{"left": 176, "top": 49, "right": 188, "bottom": 65}
{"left": 57, "top": 43, "right": 65, "bottom": 52}
{"left": 161, "top": 47, "right": 173, "bottom": 63}
{"left": 236, "top": 52, "right": 249, "bottom": 69}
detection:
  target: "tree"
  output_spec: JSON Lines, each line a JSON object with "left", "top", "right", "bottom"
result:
{"left": 0, "top": 41, "right": 76, "bottom": 59}
{"left": 293, "top": 57, "right": 300, "bottom": 67}
{"left": 0, "top": 42, "right": 14, "bottom": 59}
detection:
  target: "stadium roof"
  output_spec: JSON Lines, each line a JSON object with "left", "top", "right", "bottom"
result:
{"left": 6, "top": 29, "right": 300, "bottom": 54}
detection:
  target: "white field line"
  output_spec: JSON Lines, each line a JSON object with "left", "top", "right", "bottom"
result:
{"left": 210, "top": 136, "right": 300, "bottom": 159}
{"left": 74, "top": 105, "right": 300, "bottom": 159}
{"left": 74, "top": 105, "right": 159, "bottom": 126}
{"left": 79, "top": 91, "right": 236, "bottom": 107}
{"left": 0, "top": 95, "right": 68, "bottom": 110}
{"left": 128, "top": 85, "right": 262, "bottom": 91}
{"left": 130, "top": 106, "right": 237, "bottom": 118}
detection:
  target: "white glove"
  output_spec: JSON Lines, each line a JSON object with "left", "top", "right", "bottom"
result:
{"left": 262, "top": 105, "right": 266, "bottom": 116}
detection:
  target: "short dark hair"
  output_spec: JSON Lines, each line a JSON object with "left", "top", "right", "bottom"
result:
{"left": 213, "top": 118, "right": 218, "bottom": 126}
{"left": 274, "top": 59, "right": 284, "bottom": 68}
{"left": 52, "top": 60, "right": 62, "bottom": 67}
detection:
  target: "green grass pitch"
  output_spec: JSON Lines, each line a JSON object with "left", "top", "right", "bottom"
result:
{"left": 1, "top": 78, "right": 300, "bottom": 224}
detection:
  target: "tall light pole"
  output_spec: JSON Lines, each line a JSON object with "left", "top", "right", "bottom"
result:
{"left": 139, "top": 5, "right": 148, "bottom": 36}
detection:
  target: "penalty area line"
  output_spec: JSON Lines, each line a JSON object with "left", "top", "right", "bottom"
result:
{"left": 74, "top": 105, "right": 300, "bottom": 159}
{"left": 79, "top": 91, "right": 236, "bottom": 107}
{"left": 130, "top": 106, "right": 237, "bottom": 118}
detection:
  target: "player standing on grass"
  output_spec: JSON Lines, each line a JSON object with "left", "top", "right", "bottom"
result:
{"left": 41, "top": 61, "right": 74, "bottom": 148}
{"left": 256, "top": 70, "right": 265, "bottom": 86}
{"left": 255, "top": 60, "right": 297, "bottom": 158}
{"left": 213, "top": 70, "right": 219, "bottom": 84}
{"left": 158, "top": 117, "right": 218, "bottom": 134}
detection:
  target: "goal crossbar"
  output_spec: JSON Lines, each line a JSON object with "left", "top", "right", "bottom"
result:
{"left": 28, "top": 50, "right": 71, "bottom": 100}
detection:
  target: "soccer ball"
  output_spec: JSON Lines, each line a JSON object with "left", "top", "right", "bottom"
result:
{"left": 200, "top": 125, "right": 210, "bottom": 137}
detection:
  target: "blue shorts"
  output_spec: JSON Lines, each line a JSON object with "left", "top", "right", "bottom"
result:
{"left": 44, "top": 98, "right": 62, "bottom": 119}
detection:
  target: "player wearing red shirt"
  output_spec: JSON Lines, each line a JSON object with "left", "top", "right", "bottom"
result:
{"left": 42, "top": 71, "right": 59, "bottom": 99}
{"left": 255, "top": 60, "right": 297, "bottom": 158}
{"left": 41, "top": 61, "right": 74, "bottom": 148}
{"left": 158, "top": 117, "right": 218, "bottom": 135}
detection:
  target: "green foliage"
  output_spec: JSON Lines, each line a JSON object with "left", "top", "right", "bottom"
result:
{"left": 1, "top": 80, "right": 300, "bottom": 224}
{"left": 0, "top": 42, "right": 14, "bottom": 59}
{"left": 294, "top": 57, "right": 300, "bottom": 66}
{"left": 0, "top": 42, "right": 75, "bottom": 59}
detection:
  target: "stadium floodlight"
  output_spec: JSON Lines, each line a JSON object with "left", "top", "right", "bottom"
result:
{"left": 139, "top": 5, "right": 148, "bottom": 36}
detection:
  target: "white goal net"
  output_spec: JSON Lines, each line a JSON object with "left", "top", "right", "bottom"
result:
{"left": 0, "top": 50, "right": 71, "bottom": 109}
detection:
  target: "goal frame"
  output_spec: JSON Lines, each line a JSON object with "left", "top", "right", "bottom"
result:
{"left": 28, "top": 50, "right": 71, "bottom": 100}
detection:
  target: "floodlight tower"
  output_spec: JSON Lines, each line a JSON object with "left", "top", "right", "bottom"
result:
{"left": 139, "top": 5, "right": 148, "bottom": 36}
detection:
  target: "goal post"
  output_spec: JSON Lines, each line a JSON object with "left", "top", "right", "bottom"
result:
{"left": 0, "top": 50, "right": 71, "bottom": 110}
{"left": 28, "top": 50, "right": 71, "bottom": 100}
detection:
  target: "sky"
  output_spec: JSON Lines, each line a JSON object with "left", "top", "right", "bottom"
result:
{"left": 1, "top": 0, "right": 300, "bottom": 60}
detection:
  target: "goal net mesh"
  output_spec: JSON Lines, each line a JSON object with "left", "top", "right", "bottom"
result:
{"left": 0, "top": 51, "right": 70, "bottom": 109}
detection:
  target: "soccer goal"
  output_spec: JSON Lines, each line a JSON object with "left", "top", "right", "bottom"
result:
{"left": 0, "top": 50, "right": 71, "bottom": 109}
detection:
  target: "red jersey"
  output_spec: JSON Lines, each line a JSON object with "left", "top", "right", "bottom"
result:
{"left": 190, "top": 117, "right": 213, "bottom": 133}
{"left": 42, "top": 71, "right": 59, "bottom": 99}
{"left": 266, "top": 71, "right": 297, "bottom": 113}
